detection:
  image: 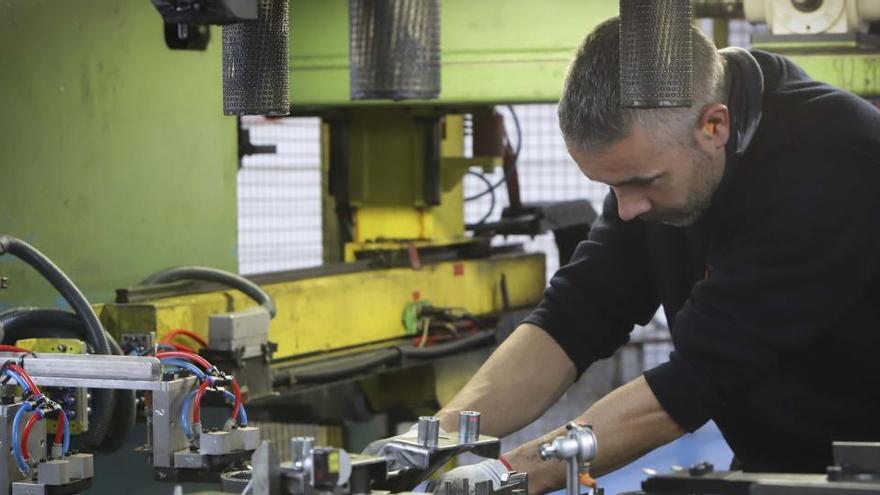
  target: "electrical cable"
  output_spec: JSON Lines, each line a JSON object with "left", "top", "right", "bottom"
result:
{"left": 230, "top": 379, "right": 242, "bottom": 422}
{"left": 223, "top": 390, "right": 248, "bottom": 426}
{"left": 191, "top": 380, "right": 212, "bottom": 424}
{"left": 465, "top": 171, "right": 497, "bottom": 226}
{"left": 180, "top": 386, "right": 248, "bottom": 440}
{"left": 6, "top": 364, "right": 41, "bottom": 398}
{"left": 180, "top": 389, "right": 197, "bottom": 439}
{"left": 140, "top": 266, "right": 277, "bottom": 319}
{"left": 0, "top": 345, "right": 30, "bottom": 353}
{"left": 1, "top": 351, "right": 71, "bottom": 464}
{"left": 12, "top": 402, "right": 33, "bottom": 472}
{"left": 161, "top": 359, "right": 209, "bottom": 381}
{"left": 155, "top": 351, "right": 214, "bottom": 371}
{"left": 56, "top": 406, "right": 70, "bottom": 454}
{"left": 21, "top": 410, "right": 42, "bottom": 463}
{"left": 161, "top": 329, "right": 208, "bottom": 349}
{"left": 0, "top": 237, "right": 109, "bottom": 355}
{"left": 464, "top": 105, "right": 522, "bottom": 203}
{"left": 89, "top": 330, "right": 134, "bottom": 453}
{"left": 20, "top": 407, "right": 66, "bottom": 461}
{"left": 288, "top": 347, "right": 401, "bottom": 385}
{"left": 399, "top": 330, "right": 495, "bottom": 359}
{"left": 0, "top": 309, "right": 135, "bottom": 453}
{"left": 160, "top": 350, "right": 245, "bottom": 439}
{"left": 0, "top": 306, "right": 119, "bottom": 452}
{"left": 0, "top": 237, "right": 115, "bottom": 450}
{"left": 169, "top": 342, "right": 195, "bottom": 352}
{"left": 3, "top": 369, "right": 34, "bottom": 396}
{"left": 508, "top": 104, "right": 522, "bottom": 157}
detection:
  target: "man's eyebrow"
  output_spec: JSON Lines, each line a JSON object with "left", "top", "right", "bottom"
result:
{"left": 607, "top": 172, "right": 664, "bottom": 188}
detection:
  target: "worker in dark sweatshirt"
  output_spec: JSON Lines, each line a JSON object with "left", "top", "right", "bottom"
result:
{"left": 367, "top": 17, "right": 880, "bottom": 494}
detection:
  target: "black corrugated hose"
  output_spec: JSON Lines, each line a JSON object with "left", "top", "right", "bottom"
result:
{"left": 140, "top": 266, "right": 277, "bottom": 319}
{"left": 272, "top": 330, "right": 496, "bottom": 387}
{"left": 0, "top": 236, "right": 118, "bottom": 451}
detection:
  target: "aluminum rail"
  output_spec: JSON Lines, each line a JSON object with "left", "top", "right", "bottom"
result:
{"left": 0, "top": 352, "right": 162, "bottom": 390}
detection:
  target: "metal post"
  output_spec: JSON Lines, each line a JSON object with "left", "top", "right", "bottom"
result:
{"left": 458, "top": 411, "right": 480, "bottom": 444}
{"left": 291, "top": 436, "right": 315, "bottom": 468}
{"left": 0, "top": 353, "right": 161, "bottom": 390}
{"left": 567, "top": 458, "right": 579, "bottom": 495}
{"left": 417, "top": 416, "right": 440, "bottom": 448}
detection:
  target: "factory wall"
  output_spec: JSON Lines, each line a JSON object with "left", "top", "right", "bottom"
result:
{"left": 0, "top": 1, "right": 238, "bottom": 310}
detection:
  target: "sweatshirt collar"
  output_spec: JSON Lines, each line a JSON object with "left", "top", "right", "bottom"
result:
{"left": 720, "top": 47, "right": 764, "bottom": 157}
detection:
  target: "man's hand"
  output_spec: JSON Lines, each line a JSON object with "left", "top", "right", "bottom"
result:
{"left": 435, "top": 324, "right": 576, "bottom": 435}
{"left": 503, "top": 375, "right": 685, "bottom": 494}
{"left": 428, "top": 459, "right": 510, "bottom": 495}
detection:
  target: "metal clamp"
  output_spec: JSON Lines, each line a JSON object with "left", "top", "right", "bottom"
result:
{"left": 539, "top": 423, "right": 598, "bottom": 495}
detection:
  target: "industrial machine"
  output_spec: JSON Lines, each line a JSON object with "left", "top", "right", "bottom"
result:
{"left": 95, "top": 1, "right": 601, "bottom": 459}
{"left": 0, "top": 233, "right": 530, "bottom": 494}
{"left": 7, "top": 0, "right": 880, "bottom": 494}
{"left": 210, "top": 415, "right": 600, "bottom": 495}
{"left": 627, "top": 441, "right": 880, "bottom": 494}
{"left": 220, "top": 411, "right": 519, "bottom": 495}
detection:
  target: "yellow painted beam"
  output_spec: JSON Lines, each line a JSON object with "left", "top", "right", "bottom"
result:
{"left": 102, "top": 253, "right": 545, "bottom": 360}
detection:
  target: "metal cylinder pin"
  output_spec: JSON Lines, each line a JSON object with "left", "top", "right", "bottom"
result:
{"left": 417, "top": 416, "right": 440, "bottom": 448}
{"left": 291, "top": 436, "right": 315, "bottom": 468}
{"left": 458, "top": 411, "right": 480, "bottom": 444}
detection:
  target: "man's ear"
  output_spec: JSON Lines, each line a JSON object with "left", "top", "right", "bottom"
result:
{"left": 696, "top": 104, "right": 730, "bottom": 151}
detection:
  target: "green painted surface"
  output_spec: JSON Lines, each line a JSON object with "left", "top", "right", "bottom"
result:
{"left": 788, "top": 53, "right": 880, "bottom": 97}
{"left": 0, "top": 1, "right": 238, "bottom": 309}
{"left": 290, "top": 0, "right": 619, "bottom": 106}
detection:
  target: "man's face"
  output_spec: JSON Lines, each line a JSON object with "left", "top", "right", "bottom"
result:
{"left": 569, "top": 123, "right": 725, "bottom": 227}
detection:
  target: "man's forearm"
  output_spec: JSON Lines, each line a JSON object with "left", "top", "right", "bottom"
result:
{"left": 436, "top": 324, "right": 576, "bottom": 437}
{"left": 505, "top": 375, "right": 685, "bottom": 494}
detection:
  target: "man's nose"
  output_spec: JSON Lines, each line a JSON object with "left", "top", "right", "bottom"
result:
{"left": 616, "top": 191, "right": 651, "bottom": 221}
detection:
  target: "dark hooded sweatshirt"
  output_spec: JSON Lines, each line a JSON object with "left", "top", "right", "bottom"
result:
{"left": 524, "top": 50, "right": 880, "bottom": 473}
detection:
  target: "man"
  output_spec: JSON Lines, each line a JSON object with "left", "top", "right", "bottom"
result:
{"left": 369, "top": 17, "right": 880, "bottom": 493}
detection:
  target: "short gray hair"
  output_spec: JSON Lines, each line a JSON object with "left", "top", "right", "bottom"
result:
{"left": 558, "top": 18, "right": 727, "bottom": 151}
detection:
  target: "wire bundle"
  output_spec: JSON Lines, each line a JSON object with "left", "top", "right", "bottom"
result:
{"left": 1, "top": 362, "right": 70, "bottom": 473}
{"left": 465, "top": 105, "right": 522, "bottom": 226}
{"left": 160, "top": 329, "right": 209, "bottom": 353}
{"left": 156, "top": 350, "right": 247, "bottom": 441}
{"left": 411, "top": 306, "right": 492, "bottom": 348}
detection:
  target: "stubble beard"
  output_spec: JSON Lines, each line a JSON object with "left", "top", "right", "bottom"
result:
{"left": 643, "top": 146, "right": 723, "bottom": 227}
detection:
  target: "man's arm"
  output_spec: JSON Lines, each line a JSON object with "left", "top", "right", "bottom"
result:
{"left": 435, "top": 323, "right": 577, "bottom": 437}
{"left": 505, "top": 375, "right": 685, "bottom": 494}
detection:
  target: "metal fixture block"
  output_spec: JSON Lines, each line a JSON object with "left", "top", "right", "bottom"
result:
{"left": 236, "top": 426, "right": 261, "bottom": 451}
{"left": 65, "top": 453, "right": 93, "bottom": 480}
{"left": 200, "top": 431, "right": 233, "bottom": 456}
{"left": 36, "top": 460, "right": 70, "bottom": 486}
{"left": 208, "top": 307, "right": 270, "bottom": 358}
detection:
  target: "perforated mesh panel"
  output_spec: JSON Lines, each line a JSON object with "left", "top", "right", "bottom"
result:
{"left": 349, "top": 0, "right": 440, "bottom": 100}
{"left": 237, "top": 117, "right": 322, "bottom": 275}
{"left": 619, "top": 0, "right": 693, "bottom": 108}
{"left": 222, "top": 0, "right": 290, "bottom": 115}
{"left": 463, "top": 105, "right": 610, "bottom": 282}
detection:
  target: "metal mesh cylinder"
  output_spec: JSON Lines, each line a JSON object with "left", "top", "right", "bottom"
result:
{"left": 619, "top": 0, "right": 693, "bottom": 108}
{"left": 222, "top": 0, "right": 290, "bottom": 116}
{"left": 349, "top": 0, "right": 440, "bottom": 101}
